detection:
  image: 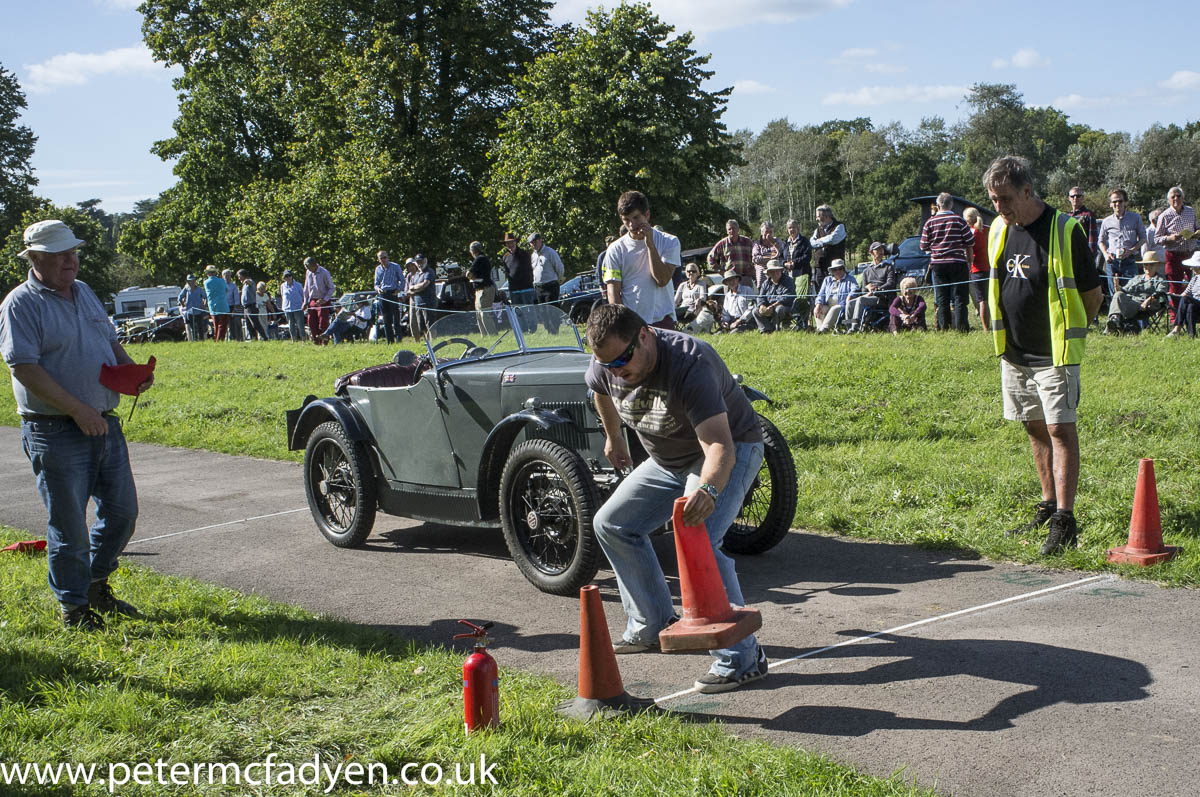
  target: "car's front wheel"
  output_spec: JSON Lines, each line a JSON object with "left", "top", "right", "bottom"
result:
{"left": 722, "top": 414, "right": 797, "bottom": 554}
{"left": 499, "top": 439, "right": 600, "bottom": 595}
{"left": 304, "top": 420, "right": 377, "bottom": 547}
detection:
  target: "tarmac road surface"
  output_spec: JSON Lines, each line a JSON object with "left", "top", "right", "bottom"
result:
{"left": 1, "top": 427, "right": 1196, "bottom": 797}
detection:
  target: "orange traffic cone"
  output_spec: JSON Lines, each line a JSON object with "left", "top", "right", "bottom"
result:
{"left": 1107, "top": 459, "right": 1180, "bottom": 566}
{"left": 658, "top": 497, "right": 762, "bottom": 653}
{"left": 555, "top": 585, "right": 657, "bottom": 720}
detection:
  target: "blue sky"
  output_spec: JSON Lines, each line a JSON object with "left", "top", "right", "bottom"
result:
{"left": 4, "top": 0, "right": 1198, "bottom": 213}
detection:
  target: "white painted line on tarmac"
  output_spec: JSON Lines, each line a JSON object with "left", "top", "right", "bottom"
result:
{"left": 655, "top": 573, "right": 1108, "bottom": 705}
{"left": 126, "top": 508, "right": 308, "bottom": 546}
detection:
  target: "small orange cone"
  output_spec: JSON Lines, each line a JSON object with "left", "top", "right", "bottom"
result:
{"left": 658, "top": 497, "right": 762, "bottom": 653}
{"left": 1107, "top": 459, "right": 1180, "bottom": 566}
{"left": 555, "top": 585, "right": 657, "bottom": 720}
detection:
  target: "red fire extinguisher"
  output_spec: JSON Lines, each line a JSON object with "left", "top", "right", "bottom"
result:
{"left": 454, "top": 620, "right": 499, "bottom": 733}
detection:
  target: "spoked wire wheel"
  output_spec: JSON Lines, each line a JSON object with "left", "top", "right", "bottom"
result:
{"left": 722, "top": 413, "right": 797, "bottom": 555}
{"left": 500, "top": 439, "right": 600, "bottom": 595}
{"left": 304, "top": 421, "right": 377, "bottom": 547}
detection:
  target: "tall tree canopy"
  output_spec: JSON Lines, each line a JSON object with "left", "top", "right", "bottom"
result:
{"left": 120, "top": 0, "right": 557, "bottom": 288}
{"left": 0, "top": 63, "right": 38, "bottom": 245}
{"left": 486, "top": 3, "right": 739, "bottom": 263}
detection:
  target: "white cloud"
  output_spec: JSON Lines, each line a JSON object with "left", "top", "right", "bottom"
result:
{"left": 839, "top": 47, "right": 877, "bottom": 58}
{"left": 732, "top": 79, "right": 776, "bottom": 95}
{"left": 1051, "top": 94, "right": 1113, "bottom": 110}
{"left": 863, "top": 63, "right": 906, "bottom": 74}
{"left": 550, "top": 0, "right": 854, "bottom": 36}
{"left": 23, "top": 44, "right": 161, "bottom": 93}
{"left": 992, "top": 48, "right": 1049, "bottom": 69}
{"left": 1160, "top": 71, "right": 1200, "bottom": 92}
{"left": 822, "top": 84, "right": 966, "bottom": 106}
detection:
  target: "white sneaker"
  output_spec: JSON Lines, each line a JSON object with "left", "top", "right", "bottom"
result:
{"left": 1166, "top": 328, "right": 1179, "bottom": 338}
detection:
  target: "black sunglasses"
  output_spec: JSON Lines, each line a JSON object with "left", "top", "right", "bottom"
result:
{"left": 598, "top": 336, "right": 639, "bottom": 369}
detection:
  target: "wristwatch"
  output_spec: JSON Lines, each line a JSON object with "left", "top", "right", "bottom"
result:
{"left": 698, "top": 482, "right": 720, "bottom": 501}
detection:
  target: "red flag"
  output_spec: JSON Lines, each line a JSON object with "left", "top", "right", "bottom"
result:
{"left": 100, "top": 356, "right": 156, "bottom": 396}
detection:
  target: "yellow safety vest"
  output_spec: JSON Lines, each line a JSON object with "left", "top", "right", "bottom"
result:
{"left": 986, "top": 210, "right": 1088, "bottom": 366}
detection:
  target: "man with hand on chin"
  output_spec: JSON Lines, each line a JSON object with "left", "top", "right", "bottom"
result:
{"left": 0, "top": 220, "right": 153, "bottom": 630}
{"left": 585, "top": 303, "right": 767, "bottom": 694}
{"left": 603, "top": 190, "right": 681, "bottom": 329}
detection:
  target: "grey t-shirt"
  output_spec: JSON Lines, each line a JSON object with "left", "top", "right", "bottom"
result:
{"left": 586, "top": 329, "right": 761, "bottom": 471}
{"left": 0, "top": 273, "right": 120, "bottom": 415}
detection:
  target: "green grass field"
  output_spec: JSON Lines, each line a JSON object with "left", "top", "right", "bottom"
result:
{"left": 1, "top": 330, "right": 1196, "bottom": 585}
{"left": 0, "top": 527, "right": 933, "bottom": 797}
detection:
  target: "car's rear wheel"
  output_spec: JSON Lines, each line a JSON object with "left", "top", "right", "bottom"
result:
{"left": 499, "top": 439, "right": 600, "bottom": 595}
{"left": 722, "top": 414, "right": 797, "bottom": 555}
{"left": 304, "top": 420, "right": 377, "bottom": 547}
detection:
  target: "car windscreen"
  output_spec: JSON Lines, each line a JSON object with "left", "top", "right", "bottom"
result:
{"left": 426, "top": 308, "right": 522, "bottom": 365}
{"left": 510, "top": 305, "right": 584, "bottom": 351}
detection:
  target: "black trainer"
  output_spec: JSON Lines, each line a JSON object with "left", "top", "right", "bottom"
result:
{"left": 87, "top": 580, "right": 139, "bottom": 617}
{"left": 1040, "top": 511, "right": 1080, "bottom": 555}
{"left": 62, "top": 605, "right": 104, "bottom": 631}
{"left": 694, "top": 646, "right": 769, "bottom": 694}
{"left": 1005, "top": 500, "right": 1057, "bottom": 537}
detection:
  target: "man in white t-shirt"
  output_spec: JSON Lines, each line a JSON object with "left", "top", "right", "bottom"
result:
{"left": 603, "top": 191, "right": 681, "bottom": 328}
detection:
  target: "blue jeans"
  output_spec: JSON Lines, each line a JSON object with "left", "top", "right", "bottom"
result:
{"left": 285, "top": 310, "right": 305, "bottom": 341}
{"left": 1105, "top": 256, "right": 1137, "bottom": 295}
{"left": 593, "top": 440, "right": 765, "bottom": 678}
{"left": 20, "top": 415, "right": 139, "bottom": 607}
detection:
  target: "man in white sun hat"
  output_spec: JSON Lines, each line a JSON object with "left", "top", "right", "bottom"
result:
{"left": 0, "top": 219, "right": 153, "bottom": 630}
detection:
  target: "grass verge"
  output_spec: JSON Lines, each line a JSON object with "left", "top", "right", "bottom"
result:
{"left": 0, "top": 527, "right": 932, "bottom": 797}
{"left": 0, "top": 332, "right": 1196, "bottom": 585}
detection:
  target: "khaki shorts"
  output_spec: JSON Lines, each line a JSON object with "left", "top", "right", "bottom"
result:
{"left": 1001, "top": 360, "right": 1080, "bottom": 425}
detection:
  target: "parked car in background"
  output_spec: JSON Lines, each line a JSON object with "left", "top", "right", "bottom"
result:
{"left": 494, "top": 272, "right": 603, "bottom": 324}
{"left": 555, "top": 272, "right": 605, "bottom": 323}
{"left": 883, "top": 236, "right": 930, "bottom": 285}
{"left": 287, "top": 304, "right": 797, "bottom": 596}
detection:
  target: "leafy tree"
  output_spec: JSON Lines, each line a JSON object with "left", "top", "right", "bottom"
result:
{"left": 837, "top": 129, "right": 887, "bottom": 196}
{"left": 0, "top": 64, "right": 37, "bottom": 244}
{"left": 2, "top": 204, "right": 119, "bottom": 302}
{"left": 129, "top": 0, "right": 557, "bottom": 287}
{"left": 1108, "top": 124, "right": 1200, "bottom": 214}
{"left": 486, "top": 3, "right": 740, "bottom": 263}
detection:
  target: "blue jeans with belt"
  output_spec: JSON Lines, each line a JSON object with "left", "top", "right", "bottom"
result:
{"left": 593, "top": 440, "right": 765, "bottom": 678}
{"left": 1105, "top": 256, "right": 1138, "bottom": 294}
{"left": 20, "top": 415, "right": 139, "bottom": 608}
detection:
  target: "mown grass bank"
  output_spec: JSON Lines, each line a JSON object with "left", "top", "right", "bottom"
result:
{"left": 1, "top": 331, "right": 1196, "bottom": 585}
{"left": 0, "top": 527, "right": 932, "bottom": 797}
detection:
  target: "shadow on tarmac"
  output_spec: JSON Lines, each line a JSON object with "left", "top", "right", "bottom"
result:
{"left": 674, "top": 631, "right": 1151, "bottom": 734}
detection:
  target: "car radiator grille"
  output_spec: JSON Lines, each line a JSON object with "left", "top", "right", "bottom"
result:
{"left": 529, "top": 401, "right": 591, "bottom": 451}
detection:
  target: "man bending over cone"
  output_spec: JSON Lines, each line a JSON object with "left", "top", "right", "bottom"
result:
{"left": 586, "top": 304, "right": 768, "bottom": 693}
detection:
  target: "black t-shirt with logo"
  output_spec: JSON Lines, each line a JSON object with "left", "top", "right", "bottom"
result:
{"left": 997, "top": 203, "right": 1100, "bottom": 368}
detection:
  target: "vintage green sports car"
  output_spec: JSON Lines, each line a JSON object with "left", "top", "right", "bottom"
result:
{"left": 286, "top": 305, "right": 796, "bottom": 595}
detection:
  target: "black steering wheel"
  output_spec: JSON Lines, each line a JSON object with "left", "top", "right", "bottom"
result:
{"left": 429, "top": 337, "right": 480, "bottom": 359}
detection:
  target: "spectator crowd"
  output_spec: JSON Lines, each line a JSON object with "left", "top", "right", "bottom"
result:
{"left": 150, "top": 179, "right": 1199, "bottom": 345}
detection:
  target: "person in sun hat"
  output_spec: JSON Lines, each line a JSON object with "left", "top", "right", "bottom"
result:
{"left": 1105, "top": 251, "right": 1167, "bottom": 335}
{"left": 1165, "top": 251, "right": 1200, "bottom": 338}
{"left": 177, "top": 273, "right": 207, "bottom": 341}
{"left": 0, "top": 219, "right": 153, "bottom": 630}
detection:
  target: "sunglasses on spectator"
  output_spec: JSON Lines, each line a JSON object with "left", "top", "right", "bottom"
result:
{"left": 1069, "top": 194, "right": 1083, "bottom": 199}
{"left": 597, "top": 336, "right": 639, "bottom": 369}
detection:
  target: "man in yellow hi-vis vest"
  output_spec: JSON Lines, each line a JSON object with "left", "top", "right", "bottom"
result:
{"left": 979, "top": 157, "right": 1103, "bottom": 555}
